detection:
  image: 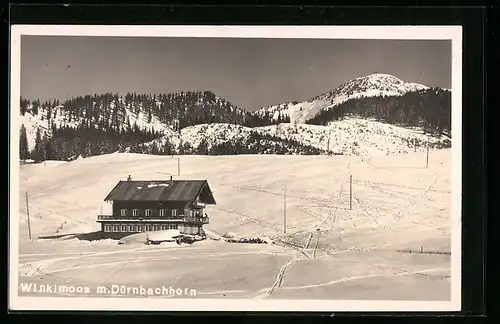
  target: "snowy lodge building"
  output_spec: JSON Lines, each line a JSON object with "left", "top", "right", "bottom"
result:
{"left": 97, "top": 177, "right": 216, "bottom": 239}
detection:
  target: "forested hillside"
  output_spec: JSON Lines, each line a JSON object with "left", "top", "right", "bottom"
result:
{"left": 306, "top": 88, "right": 451, "bottom": 135}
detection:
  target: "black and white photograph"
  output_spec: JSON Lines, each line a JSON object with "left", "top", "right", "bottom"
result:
{"left": 9, "top": 25, "right": 462, "bottom": 312}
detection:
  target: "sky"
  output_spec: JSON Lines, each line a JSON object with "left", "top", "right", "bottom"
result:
{"left": 20, "top": 36, "right": 451, "bottom": 111}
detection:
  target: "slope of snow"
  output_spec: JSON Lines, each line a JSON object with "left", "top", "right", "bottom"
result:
{"left": 19, "top": 111, "right": 52, "bottom": 151}
{"left": 257, "top": 118, "right": 450, "bottom": 156}
{"left": 18, "top": 149, "right": 452, "bottom": 251}
{"left": 132, "top": 123, "right": 257, "bottom": 153}
{"left": 254, "top": 73, "right": 430, "bottom": 124}
{"left": 16, "top": 150, "right": 452, "bottom": 301}
{"left": 137, "top": 119, "right": 450, "bottom": 157}
{"left": 18, "top": 104, "right": 170, "bottom": 151}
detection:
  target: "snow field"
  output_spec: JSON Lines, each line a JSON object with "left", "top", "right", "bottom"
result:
{"left": 16, "top": 148, "right": 452, "bottom": 300}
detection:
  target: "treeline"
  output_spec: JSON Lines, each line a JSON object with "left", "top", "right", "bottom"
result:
{"left": 306, "top": 88, "right": 451, "bottom": 135}
{"left": 19, "top": 123, "right": 160, "bottom": 162}
{"left": 243, "top": 109, "right": 291, "bottom": 127}
{"left": 19, "top": 92, "right": 282, "bottom": 133}
{"left": 21, "top": 91, "right": 286, "bottom": 132}
{"left": 129, "top": 131, "right": 327, "bottom": 156}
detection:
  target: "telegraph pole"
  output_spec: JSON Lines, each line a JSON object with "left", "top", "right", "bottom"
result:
{"left": 313, "top": 230, "right": 320, "bottom": 259}
{"left": 283, "top": 182, "right": 287, "bottom": 234}
{"left": 426, "top": 137, "right": 430, "bottom": 169}
{"left": 177, "top": 157, "right": 180, "bottom": 176}
{"left": 25, "top": 192, "right": 32, "bottom": 240}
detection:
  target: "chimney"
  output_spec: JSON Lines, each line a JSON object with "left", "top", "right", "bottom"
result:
{"left": 169, "top": 175, "right": 173, "bottom": 185}
{"left": 127, "top": 175, "right": 132, "bottom": 181}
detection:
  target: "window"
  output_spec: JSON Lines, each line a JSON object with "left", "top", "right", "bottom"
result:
{"left": 185, "top": 209, "right": 192, "bottom": 217}
{"left": 112, "top": 224, "right": 119, "bottom": 232}
{"left": 104, "top": 224, "right": 111, "bottom": 232}
{"left": 133, "top": 209, "right": 139, "bottom": 216}
{"left": 128, "top": 225, "right": 134, "bottom": 232}
{"left": 153, "top": 225, "right": 160, "bottom": 231}
{"left": 169, "top": 224, "right": 178, "bottom": 230}
{"left": 136, "top": 225, "right": 143, "bottom": 232}
{"left": 121, "top": 224, "right": 127, "bottom": 232}
{"left": 161, "top": 225, "right": 168, "bottom": 230}
{"left": 160, "top": 209, "right": 166, "bottom": 217}
{"left": 172, "top": 209, "right": 177, "bottom": 217}
{"left": 145, "top": 209, "right": 151, "bottom": 216}
{"left": 144, "top": 224, "right": 150, "bottom": 231}
{"left": 121, "top": 209, "right": 127, "bottom": 216}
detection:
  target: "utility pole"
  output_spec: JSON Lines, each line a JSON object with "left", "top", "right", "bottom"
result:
{"left": 313, "top": 230, "right": 320, "bottom": 259}
{"left": 177, "top": 157, "right": 180, "bottom": 176}
{"left": 283, "top": 182, "right": 287, "bottom": 234}
{"left": 25, "top": 192, "right": 32, "bottom": 240}
{"left": 304, "top": 233, "right": 313, "bottom": 249}
{"left": 349, "top": 175, "right": 353, "bottom": 210}
{"left": 426, "top": 137, "right": 430, "bottom": 169}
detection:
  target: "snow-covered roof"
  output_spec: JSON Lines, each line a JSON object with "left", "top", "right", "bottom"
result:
{"left": 104, "top": 180, "right": 216, "bottom": 204}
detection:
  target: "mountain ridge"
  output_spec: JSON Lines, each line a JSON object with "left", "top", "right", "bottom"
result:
{"left": 252, "top": 73, "right": 435, "bottom": 124}
{"left": 18, "top": 73, "right": 452, "bottom": 161}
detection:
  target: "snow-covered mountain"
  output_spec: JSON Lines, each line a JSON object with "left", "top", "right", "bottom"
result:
{"left": 18, "top": 73, "right": 451, "bottom": 160}
{"left": 253, "top": 73, "right": 430, "bottom": 124}
{"left": 19, "top": 103, "right": 169, "bottom": 151}
{"left": 132, "top": 118, "right": 451, "bottom": 157}
{"left": 18, "top": 91, "right": 248, "bottom": 152}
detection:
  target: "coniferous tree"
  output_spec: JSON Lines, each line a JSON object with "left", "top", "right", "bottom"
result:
{"left": 20, "top": 98, "right": 29, "bottom": 116}
{"left": 19, "top": 125, "right": 30, "bottom": 160}
{"left": 42, "top": 132, "right": 52, "bottom": 161}
{"left": 196, "top": 138, "right": 209, "bottom": 155}
{"left": 31, "top": 127, "right": 43, "bottom": 162}
{"left": 32, "top": 99, "right": 40, "bottom": 116}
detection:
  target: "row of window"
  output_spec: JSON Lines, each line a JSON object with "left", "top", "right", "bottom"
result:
{"left": 103, "top": 224, "right": 178, "bottom": 233}
{"left": 120, "top": 209, "right": 202, "bottom": 217}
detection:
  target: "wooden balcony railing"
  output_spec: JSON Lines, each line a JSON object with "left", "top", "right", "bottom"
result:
{"left": 183, "top": 216, "right": 209, "bottom": 224}
{"left": 97, "top": 214, "right": 209, "bottom": 224}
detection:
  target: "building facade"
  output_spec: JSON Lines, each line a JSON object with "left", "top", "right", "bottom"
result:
{"left": 97, "top": 178, "right": 216, "bottom": 239}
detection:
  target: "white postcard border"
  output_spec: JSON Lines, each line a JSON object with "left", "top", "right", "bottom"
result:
{"left": 9, "top": 25, "right": 463, "bottom": 312}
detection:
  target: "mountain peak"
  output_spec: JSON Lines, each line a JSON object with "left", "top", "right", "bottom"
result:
{"left": 362, "top": 72, "right": 401, "bottom": 79}
{"left": 254, "top": 73, "right": 432, "bottom": 124}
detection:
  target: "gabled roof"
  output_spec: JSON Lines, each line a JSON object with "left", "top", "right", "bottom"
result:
{"left": 104, "top": 180, "right": 216, "bottom": 204}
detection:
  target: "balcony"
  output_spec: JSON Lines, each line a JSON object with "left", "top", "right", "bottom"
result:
{"left": 183, "top": 216, "right": 209, "bottom": 224}
{"left": 192, "top": 201, "right": 206, "bottom": 208}
{"left": 97, "top": 215, "right": 183, "bottom": 222}
{"left": 97, "top": 214, "right": 209, "bottom": 224}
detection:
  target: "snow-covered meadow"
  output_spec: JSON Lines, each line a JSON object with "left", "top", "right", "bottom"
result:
{"left": 15, "top": 149, "right": 452, "bottom": 300}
